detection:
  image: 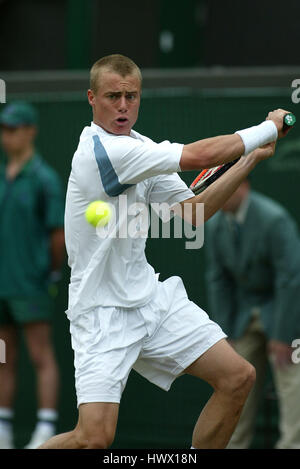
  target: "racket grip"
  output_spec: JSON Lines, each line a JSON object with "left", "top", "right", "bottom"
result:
{"left": 283, "top": 113, "right": 296, "bottom": 130}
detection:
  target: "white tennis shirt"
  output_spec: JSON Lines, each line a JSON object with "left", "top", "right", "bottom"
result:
{"left": 65, "top": 122, "right": 194, "bottom": 319}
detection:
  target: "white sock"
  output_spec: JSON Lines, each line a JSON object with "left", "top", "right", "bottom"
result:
{"left": 37, "top": 408, "right": 58, "bottom": 421}
{"left": 34, "top": 408, "right": 57, "bottom": 433}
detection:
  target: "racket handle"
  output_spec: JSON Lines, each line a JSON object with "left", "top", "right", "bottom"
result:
{"left": 283, "top": 113, "right": 296, "bottom": 130}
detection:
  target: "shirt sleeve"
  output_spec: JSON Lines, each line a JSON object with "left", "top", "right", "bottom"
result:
{"left": 148, "top": 173, "right": 194, "bottom": 222}
{"left": 102, "top": 135, "right": 183, "bottom": 185}
{"left": 40, "top": 169, "right": 65, "bottom": 230}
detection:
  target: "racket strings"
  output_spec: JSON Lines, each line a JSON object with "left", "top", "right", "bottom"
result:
{"left": 190, "top": 165, "right": 224, "bottom": 189}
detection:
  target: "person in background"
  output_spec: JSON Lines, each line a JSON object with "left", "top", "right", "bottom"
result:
{"left": 0, "top": 102, "right": 65, "bottom": 449}
{"left": 205, "top": 179, "right": 300, "bottom": 448}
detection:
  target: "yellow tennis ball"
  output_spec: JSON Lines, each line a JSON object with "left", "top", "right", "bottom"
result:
{"left": 85, "top": 201, "right": 111, "bottom": 227}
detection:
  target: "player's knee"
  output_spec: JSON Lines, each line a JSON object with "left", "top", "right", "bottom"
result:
{"left": 218, "top": 360, "right": 256, "bottom": 401}
{"left": 229, "top": 361, "right": 256, "bottom": 399}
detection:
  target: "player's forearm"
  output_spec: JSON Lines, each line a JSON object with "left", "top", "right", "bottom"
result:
{"left": 183, "top": 151, "right": 259, "bottom": 224}
{"left": 180, "top": 118, "right": 279, "bottom": 171}
{"left": 198, "top": 153, "right": 259, "bottom": 221}
{"left": 180, "top": 134, "right": 244, "bottom": 171}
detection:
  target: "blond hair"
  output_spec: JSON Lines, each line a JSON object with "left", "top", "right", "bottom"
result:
{"left": 90, "top": 54, "right": 142, "bottom": 93}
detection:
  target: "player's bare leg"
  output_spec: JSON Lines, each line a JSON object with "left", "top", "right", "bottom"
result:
{"left": 185, "top": 338, "right": 256, "bottom": 449}
{"left": 38, "top": 402, "right": 119, "bottom": 449}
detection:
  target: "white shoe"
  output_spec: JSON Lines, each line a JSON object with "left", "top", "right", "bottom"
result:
{"left": 24, "top": 427, "right": 55, "bottom": 449}
{"left": 0, "top": 433, "right": 13, "bottom": 449}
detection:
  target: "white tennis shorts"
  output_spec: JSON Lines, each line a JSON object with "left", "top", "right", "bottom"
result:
{"left": 68, "top": 276, "right": 226, "bottom": 406}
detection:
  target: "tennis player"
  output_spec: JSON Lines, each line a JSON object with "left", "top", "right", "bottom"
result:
{"left": 39, "top": 55, "right": 290, "bottom": 449}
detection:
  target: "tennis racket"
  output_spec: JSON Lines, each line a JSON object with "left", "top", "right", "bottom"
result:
{"left": 190, "top": 113, "right": 296, "bottom": 195}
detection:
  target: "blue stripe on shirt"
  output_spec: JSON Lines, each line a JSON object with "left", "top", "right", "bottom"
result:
{"left": 92, "top": 134, "right": 134, "bottom": 196}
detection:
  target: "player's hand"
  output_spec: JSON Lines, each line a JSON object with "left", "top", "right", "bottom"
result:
{"left": 251, "top": 141, "right": 276, "bottom": 162}
{"left": 268, "top": 340, "right": 293, "bottom": 369}
{"left": 266, "top": 108, "right": 291, "bottom": 139}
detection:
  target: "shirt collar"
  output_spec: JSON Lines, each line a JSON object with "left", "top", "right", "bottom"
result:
{"left": 235, "top": 193, "right": 250, "bottom": 224}
{"left": 91, "top": 121, "right": 138, "bottom": 139}
{"left": 226, "top": 193, "right": 250, "bottom": 225}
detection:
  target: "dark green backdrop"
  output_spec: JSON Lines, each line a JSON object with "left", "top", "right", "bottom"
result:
{"left": 5, "top": 88, "right": 299, "bottom": 448}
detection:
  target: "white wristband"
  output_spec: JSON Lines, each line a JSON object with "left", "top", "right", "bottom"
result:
{"left": 235, "top": 120, "right": 278, "bottom": 156}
